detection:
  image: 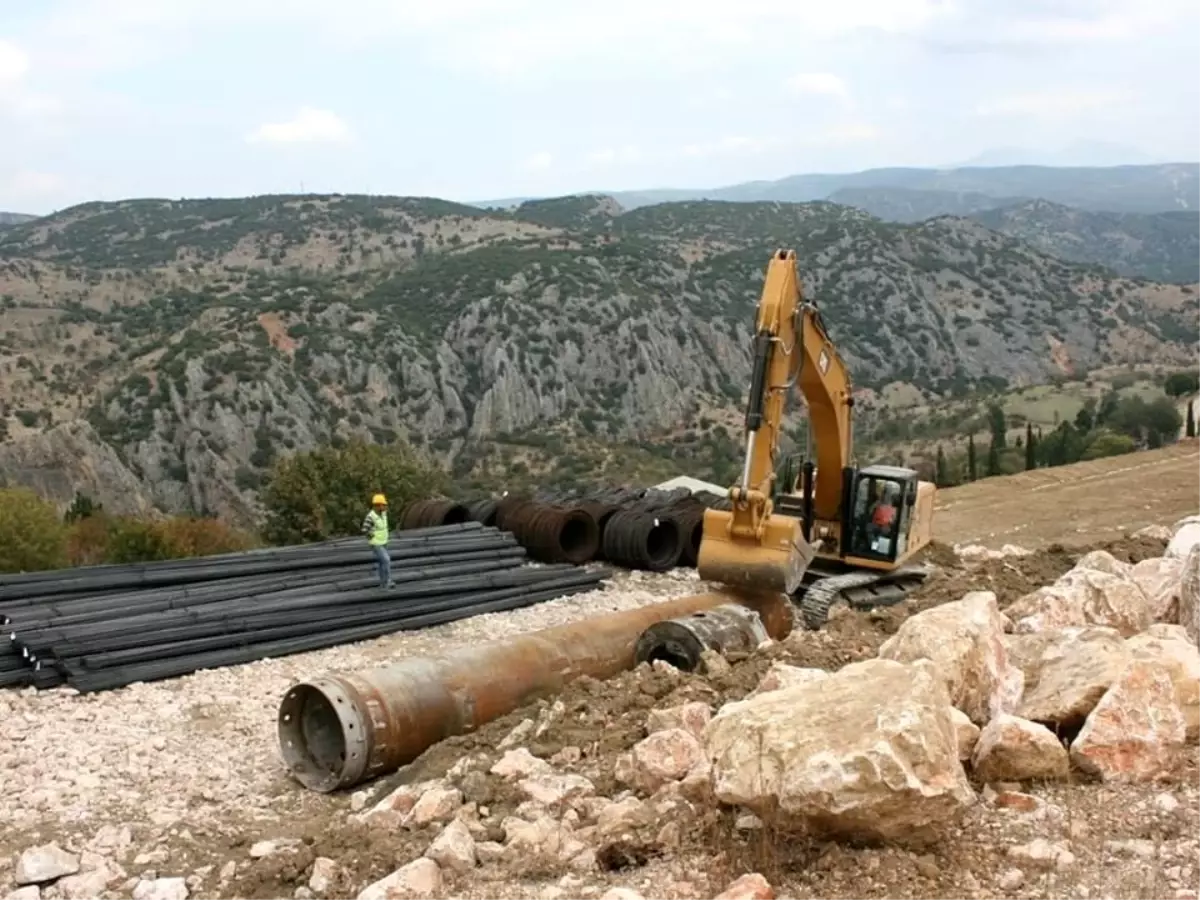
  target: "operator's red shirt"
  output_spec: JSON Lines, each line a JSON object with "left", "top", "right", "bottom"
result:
{"left": 872, "top": 504, "right": 896, "bottom": 528}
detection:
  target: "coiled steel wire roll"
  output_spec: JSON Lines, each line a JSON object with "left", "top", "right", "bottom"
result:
{"left": 505, "top": 502, "right": 600, "bottom": 565}
{"left": 399, "top": 499, "right": 471, "bottom": 530}
{"left": 601, "top": 508, "right": 681, "bottom": 571}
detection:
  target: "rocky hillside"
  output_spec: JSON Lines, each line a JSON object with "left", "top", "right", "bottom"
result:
{"left": 825, "top": 190, "right": 1199, "bottom": 283}
{"left": 970, "top": 200, "right": 1200, "bottom": 284}
{"left": 0, "top": 193, "right": 1196, "bottom": 526}
{"left": 827, "top": 187, "right": 1020, "bottom": 222}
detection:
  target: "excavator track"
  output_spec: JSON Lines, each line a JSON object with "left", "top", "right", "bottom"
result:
{"left": 794, "top": 563, "right": 931, "bottom": 630}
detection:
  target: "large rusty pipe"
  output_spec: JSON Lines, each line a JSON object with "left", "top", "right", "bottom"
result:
{"left": 278, "top": 590, "right": 793, "bottom": 792}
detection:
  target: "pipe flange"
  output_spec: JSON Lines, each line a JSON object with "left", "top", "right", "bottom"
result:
{"left": 278, "top": 676, "right": 369, "bottom": 792}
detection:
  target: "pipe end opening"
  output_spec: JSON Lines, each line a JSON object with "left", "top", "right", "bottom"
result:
{"left": 278, "top": 682, "right": 359, "bottom": 793}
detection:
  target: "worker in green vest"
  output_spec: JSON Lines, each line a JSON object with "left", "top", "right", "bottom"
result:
{"left": 361, "top": 493, "right": 394, "bottom": 588}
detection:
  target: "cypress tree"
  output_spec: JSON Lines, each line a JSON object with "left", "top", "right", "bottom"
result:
{"left": 967, "top": 434, "right": 977, "bottom": 481}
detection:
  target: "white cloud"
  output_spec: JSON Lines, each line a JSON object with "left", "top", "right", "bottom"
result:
{"left": 785, "top": 72, "right": 850, "bottom": 101}
{"left": 997, "top": 0, "right": 1195, "bottom": 45}
{"left": 245, "top": 108, "right": 352, "bottom": 144}
{"left": 585, "top": 146, "right": 642, "bottom": 167}
{"left": 21, "top": 0, "right": 955, "bottom": 78}
{"left": 0, "top": 40, "right": 62, "bottom": 119}
{"left": 12, "top": 170, "right": 66, "bottom": 193}
{"left": 812, "top": 122, "right": 881, "bottom": 143}
{"left": 0, "top": 39, "right": 30, "bottom": 86}
{"left": 975, "top": 89, "right": 1136, "bottom": 119}
{"left": 523, "top": 151, "right": 554, "bottom": 171}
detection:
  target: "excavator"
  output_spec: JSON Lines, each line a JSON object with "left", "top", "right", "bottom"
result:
{"left": 696, "top": 248, "right": 937, "bottom": 629}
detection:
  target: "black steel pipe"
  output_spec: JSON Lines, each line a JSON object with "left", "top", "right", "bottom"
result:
{"left": 63, "top": 573, "right": 609, "bottom": 694}
{"left": 633, "top": 603, "right": 774, "bottom": 671}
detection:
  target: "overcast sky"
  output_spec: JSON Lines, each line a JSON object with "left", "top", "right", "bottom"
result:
{"left": 1, "top": 0, "right": 1198, "bottom": 214}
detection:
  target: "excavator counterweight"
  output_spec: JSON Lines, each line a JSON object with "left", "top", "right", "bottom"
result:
{"left": 696, "top": 249, "right": 816, "bottom": 596}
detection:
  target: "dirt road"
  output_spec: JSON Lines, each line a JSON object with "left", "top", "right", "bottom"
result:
{"left": 934, "top": 439, "right": 1198, "bottom": 550}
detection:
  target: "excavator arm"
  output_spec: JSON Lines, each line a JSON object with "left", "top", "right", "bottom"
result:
{"left": 696, "top": 249, "right": 826, "bottom": 595}
{"left": 792, "top": 283, "right": 854, "bottom": 524}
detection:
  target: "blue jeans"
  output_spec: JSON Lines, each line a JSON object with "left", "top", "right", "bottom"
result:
{"left": 372, "top": 544, "right": 391, "bottom": 587}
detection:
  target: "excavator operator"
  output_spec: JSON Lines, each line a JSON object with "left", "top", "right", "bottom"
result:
{"left": 868, "top": 483, "right": 898, "bottom": 546}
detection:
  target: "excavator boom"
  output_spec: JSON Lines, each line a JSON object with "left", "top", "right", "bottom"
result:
{"left": 696, "top": 249, "right": 816, "bottom": 595}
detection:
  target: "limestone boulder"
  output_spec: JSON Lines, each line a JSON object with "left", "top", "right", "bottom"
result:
{"left": 703, "top": 658, "right": 975, "bottom": 845}
{"left": 1125, "top": 624, "right": 1200, "bottom": 740}
{"left": 1129, "top": 557, "right": 1185, "bottom": 623}
{"left": 878, "top": 590, "right": 1021, "bottom": 724}
{"left": 1166, "top": 515, "right": 1200, "bottom": 560}
{"left": 1075, "top": 550, "right": 1132, "bottom": 577}
{"left": 645, "top": 702, "right": 712, "bottom": 740}
{"left": 1016, "top": 627, "right": 1130, "bottom": 728}
{"left": 1070, "top": 658, "right": 1188, "bottom": 783}
{"left": 970, "top": 714, "right": 1069, "bottom": 782}
{"left": 748, "top": 663, "right": 829, "bottom": 698}
{"left": 1008, "top": 569, "right": 1151, "bottom": 636}
{"left": 1179, "top": 545, "right": 1200, "bottom": 647}
{"left": 356, "top": 859, "right": 442, "bottom": 900}
{"left": 626, "top": 728, "right": 706, "bottom": 794}
{"left": 949, "top": 708, "right": 981, "bottom": 761}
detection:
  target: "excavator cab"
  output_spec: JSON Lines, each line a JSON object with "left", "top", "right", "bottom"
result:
{"left": 846, "top": 465, "right": 920, "bottom": 563}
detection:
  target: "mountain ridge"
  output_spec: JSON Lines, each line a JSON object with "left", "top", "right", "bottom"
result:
{"left": 476, "top": 162, "right": 1200, "bottom": 214}
{"left": 0, "top": 192, "right": 1195, "bottom": 528}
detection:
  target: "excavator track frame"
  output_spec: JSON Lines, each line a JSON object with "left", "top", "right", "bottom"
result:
{"left": 794, "top": 560, "right": 932, "bottom": 630}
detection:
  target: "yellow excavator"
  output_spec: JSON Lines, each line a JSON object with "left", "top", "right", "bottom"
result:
{"left": 696, "top": 248, "right": 937, "bottom": 628}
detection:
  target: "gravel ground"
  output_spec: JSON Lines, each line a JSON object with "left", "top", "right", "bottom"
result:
{"left": 2, "top": 540, "right": 1198, "bottom": 900}
{"left": 0, "top": 567, "right": 704, "bottom": 835}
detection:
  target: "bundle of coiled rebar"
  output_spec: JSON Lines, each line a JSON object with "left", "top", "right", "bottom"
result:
{"left": 400, "top": 499, "right": 471, "bottom": 529}
{"left": 403, "top": 484, "right": 735, "bottom": 572}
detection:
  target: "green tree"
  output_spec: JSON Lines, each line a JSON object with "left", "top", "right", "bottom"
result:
{"left": 1164, "top": 370, "right": 1199, "bottom": 398}
{"left": 985, "top": 435, "right": 1001, "bottom": 477}
{"left": 63, "top": 492, "right": 102, "bottom": 523}
{"left": 105, "top": 518, "right": 175, "bottom": 563}
{"left": 0, "top": 487, "right": 68, "bottom": 573}
{"left": 1081, "top": 430, "right": 1137, "bottom": 460}
{"left": 261, "top": 439, "right": 450, "bottom": 544}
{"left": 1108, "top": 395, "right": 1182, "bottom": 447}
{"left": 987, "top": 403, "right": 1007, "bottom": 449}
{"left": 1074, "top": 397, "right": 1097, "bottom": 433}
{"left": 1096, "top": 390, "right": 1120, "bottom": 426}
{"left": 967, "top": 434, "right": 977, "bottom": 481}
{"left": 1024, "top": 422, "right": 1036, "bottom": 470}
{"left": 934, "top": 445, "right": 948, "bottom": 486}
{"left": 1188, "top": 401, "right": 1196, "bottom": 439}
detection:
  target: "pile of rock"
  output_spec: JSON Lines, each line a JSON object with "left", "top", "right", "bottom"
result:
{"left": 245, "top": 518, "right": 1198, "bottom": 899}
{"left": 6, "top": 835, "right": 188, "bottom": 900}
{"left": 698, "top": 515, "right": 1199, "bottom": 847}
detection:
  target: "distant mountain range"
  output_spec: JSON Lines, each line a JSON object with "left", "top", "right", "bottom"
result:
{"left": 478, "top": 162, "right": 1200, "bottom": 215}
{"left": 0, "top": 213, "right": 36, "bottom": 228}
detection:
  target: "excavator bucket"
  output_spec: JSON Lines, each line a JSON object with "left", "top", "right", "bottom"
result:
{"left": 696, "top": 507, "right": 816, "bottom": 596}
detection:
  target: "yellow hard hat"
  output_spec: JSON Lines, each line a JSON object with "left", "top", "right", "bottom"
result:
{"left": 372, "top": 493, "right": 387, "bottom": 506}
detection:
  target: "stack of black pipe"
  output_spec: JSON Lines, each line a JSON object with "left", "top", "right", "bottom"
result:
{"left": 0, "top": 522, "right": 609, "bottom": 694}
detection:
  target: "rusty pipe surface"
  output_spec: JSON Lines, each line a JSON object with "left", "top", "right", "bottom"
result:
{"left": 278, "top": 589, "right": 793, "bottom": 792}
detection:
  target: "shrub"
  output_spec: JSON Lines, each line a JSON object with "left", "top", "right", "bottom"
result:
{"left": 0, "top": 488, "right": 68, "bottom": 573}
{"left": 261, "top": 439, "right": 450, "bottom": 544}
{"left": 156, "top": 516, "right": 257, "bottom": 557}
{"left": 65, "top": 513, "right": 257, "bottom": 565}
